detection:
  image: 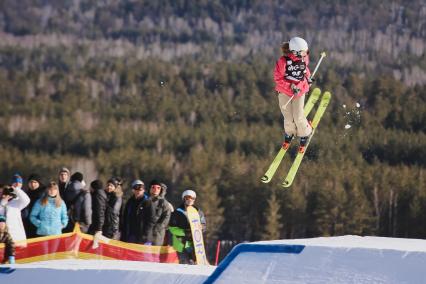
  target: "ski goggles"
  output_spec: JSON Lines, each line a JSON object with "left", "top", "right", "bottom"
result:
{"left": 133, "top": 185, "right": 145, "bottom": 191}
{"left": 293, "top": 50, "right": 309, "bottom": 57}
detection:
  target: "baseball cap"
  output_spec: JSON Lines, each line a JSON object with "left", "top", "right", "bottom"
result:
{"left": 132, "top": 180, "right": 145, "bottom": 188}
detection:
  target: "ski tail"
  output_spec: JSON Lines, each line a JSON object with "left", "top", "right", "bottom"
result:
{"left": 282, "top": 91, "right": 331, "bottom": 187}
{"left": 261, "top": 88, "right": 322, "bottom": 183}
{"left": 261, "top": 147, "right": 288, "bottom": 183}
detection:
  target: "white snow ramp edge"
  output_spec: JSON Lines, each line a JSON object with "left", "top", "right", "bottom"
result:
{"left": 205, "top": 236, "right": 426, "bottom": 283}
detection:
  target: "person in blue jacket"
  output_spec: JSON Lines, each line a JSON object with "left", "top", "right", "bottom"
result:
{"left": 30, "top": 181, "right": 68, "bottom": 236}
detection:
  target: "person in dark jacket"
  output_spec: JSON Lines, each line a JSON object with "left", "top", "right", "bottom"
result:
{"left": 90, "top": 178, "right": 122, "bottom": 240}
{"left": 120, "top": 179, "right": 148, "bottom": 243}
{"left": 0, "top": 215, "right": 16, "bottom": 264}
{"left": 142, "top": 179, "right": 172, "bottom": 246}
{"left": 88, "top": 180, "right": 105, "bottom": 235}
{"left": 22, "top": 174, "right": 46, "bottom": 238}
{"left": 169, "top": 189, "right": 206, "bottom": 264}
{"left": 58, "top": 167, "right": 71, "bottom": 200}
{"left": 63, "top": 172, "right": 92, "bottom": 233}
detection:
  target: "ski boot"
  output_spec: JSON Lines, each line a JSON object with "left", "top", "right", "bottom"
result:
{"left": 298, "top": 135, "right": 310, "bottom": 153}
{"left": 298, "top": 122, "right": 313, "bottom": 153}
{"left": 282, "top": 133, "right": 293, "bottom": 150}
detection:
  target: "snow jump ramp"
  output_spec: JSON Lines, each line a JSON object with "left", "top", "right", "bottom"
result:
{"left": 206, "top": 235, "right": 426, "bottom": 283}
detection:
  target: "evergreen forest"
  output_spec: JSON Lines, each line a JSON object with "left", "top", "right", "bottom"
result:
{"left": 0, "top": 0, "right": 425, "bottom": 257}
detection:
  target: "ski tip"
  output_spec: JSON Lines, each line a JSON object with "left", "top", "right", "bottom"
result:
{"left": 311, "top": 87, "right": 321, "bottom": 95}
{"left": 282, "top": 180, "right": 292, "bottom": 188}
{"left": 323, "top": 91, "right": 332, "bottom": 98}
{"left": 261, "top": 176, "right": 271, "bottom": 183}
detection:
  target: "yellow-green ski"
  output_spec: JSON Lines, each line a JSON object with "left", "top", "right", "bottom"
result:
{"left": 261, "top": 88, "right": 322, "bottom": 183}
{"left": 282, "top": 91, "right": 331, "bottom": 187}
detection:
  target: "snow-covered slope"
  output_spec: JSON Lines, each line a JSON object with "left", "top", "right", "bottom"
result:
{"left": 0, "top": 259, "right": 215, "bottom": 284}
{"left": 206, "top": 235, "right": 426, "bottom": 283}
{"left": 2, "top": 236, "right": 426, "bottom": 284}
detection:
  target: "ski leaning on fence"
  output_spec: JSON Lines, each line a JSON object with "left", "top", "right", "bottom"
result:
{"left": 281, "top": 91, "right": 331, "bottom": 187}
{"left": 186, "top": 205, "right": 209, "bottom": 265}
{"left": 260, "top": 88, "right": 322, "bottom": 183}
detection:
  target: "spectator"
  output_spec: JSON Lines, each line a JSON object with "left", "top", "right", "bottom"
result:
{"left": 11, "top": 173, "right": 23, "bottom": 191}
{"left": 169, "top": 190, "right": 206, "bottom": 264}
{"left": 63, "top": 172, "right": 92, "bottom": 233}
{"left": 0, "top": 185, "right": 30, "bottom": 243}
{"left": 120, "top": 179, "right": 148, "bottom": 243}
{"left": 0, "top": 215, "right": 15, "bottom": 264}
{"left": 91, "top": 178, "right": 122, "bottom": 240}
{"left": 22, "top": 173, "right": 46, "bottom": 238}
{"left": 88, "top": 179, "right": 105, "bottom": 235}
{"left": 58, "top": 167, "right": 71, "bottom": 199}
{"left": 63, "top": 172, "right": 83, "bottom": 209}
{"left": 142, "top": 179, "right": 171, "bottom": 246}
{"left": 30, "top": 182, "right": 68, "bottom": 236}
{"left": 159, "top": 182, "right": 174, "bottom": 246}
{"left": 160, "top": 182, "right": 174, "bottom": 213}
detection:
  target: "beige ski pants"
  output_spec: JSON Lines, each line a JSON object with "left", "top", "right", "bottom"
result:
{"left": 278, "top": 93, "right": 312, "bottom": 137}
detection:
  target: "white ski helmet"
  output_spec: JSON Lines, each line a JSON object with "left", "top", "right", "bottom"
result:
{"left": 289, "top": 37, "right": 308, "bottom": 52}
{"left": 182, "top": 190, "right": 196, "bottom": 200}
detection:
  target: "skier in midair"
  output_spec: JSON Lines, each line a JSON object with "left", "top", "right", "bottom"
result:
{"left": 274, "top": 37, "right": 313, "bottom": 153}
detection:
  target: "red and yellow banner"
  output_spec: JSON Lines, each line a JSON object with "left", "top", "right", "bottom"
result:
{"left": 0, "top": 225, "right": 178, "bottom": 264}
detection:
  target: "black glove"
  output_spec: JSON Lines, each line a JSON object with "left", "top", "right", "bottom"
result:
{"left": 307, "top": 77, "right": 315, "bottom": 86}
{"left": 291, "top": 83, "right": 300, "bottom": 95}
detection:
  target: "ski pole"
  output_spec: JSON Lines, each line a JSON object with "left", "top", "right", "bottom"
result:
{"left": 283, "top": 84, "right": 296, "bottom": 109}
{"left": 282, "top": 51, "right": 326, "bottom": 110}
{"left": 282, "top": 93, "right": 296, "bottom": 110}
{"left": 310, "top": 51, "right": 326, "bottom": 79}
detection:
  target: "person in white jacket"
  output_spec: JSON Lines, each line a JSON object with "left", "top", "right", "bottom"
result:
{"left": 0, "top": 185, "right": 30, "bottom": 245}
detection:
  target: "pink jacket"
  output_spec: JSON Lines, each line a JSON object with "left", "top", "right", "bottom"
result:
{"left": 274, "top": 53, "right": 311, "bottom": 97}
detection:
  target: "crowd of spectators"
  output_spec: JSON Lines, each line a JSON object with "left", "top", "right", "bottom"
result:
{"left": 0, "top": 168, "right": 206, "bottom": 264}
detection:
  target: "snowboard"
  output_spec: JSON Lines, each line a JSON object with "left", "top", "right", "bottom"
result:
{"left": 186, "top": 206, "right": 209, "bottom": 265}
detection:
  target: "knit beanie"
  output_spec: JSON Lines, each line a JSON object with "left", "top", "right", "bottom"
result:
{"left": 59, "top": 167, "right": 71, "bottom": 175}
{"left": 11, "top": 173, "right": 23, "bottom": 184}
{"left": 70, "top": 172, "right": 84, "bottom": 182}
{"left": 90, "top": 180, "right": 104, "bottom": 191}
{"left": 28, "top": 173, "right": 42, "bottom": 184}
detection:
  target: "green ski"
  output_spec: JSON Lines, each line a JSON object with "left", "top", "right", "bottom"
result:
{"left": 282, "top": 91, "right": 331, "bottom": 187}
{"left": 261, "top": 88, "right": 322, "bottom": 183}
